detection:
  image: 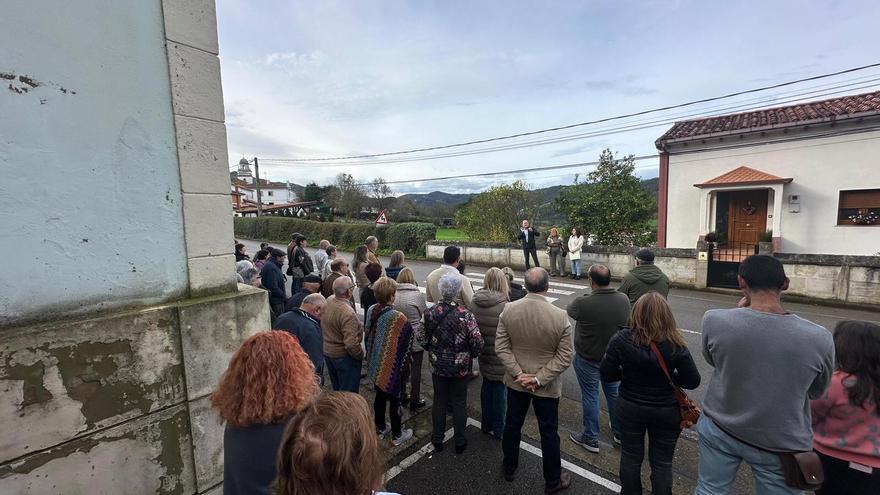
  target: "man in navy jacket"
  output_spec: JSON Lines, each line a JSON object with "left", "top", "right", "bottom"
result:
{"left": 516, "top": 219, "right": 541, "bottom": 269}
{"left": 260, "top": 248, "right": 288, "bottom": 323}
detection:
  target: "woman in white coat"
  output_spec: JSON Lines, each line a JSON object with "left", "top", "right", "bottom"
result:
{"left": 568, "top": 227, "right": 585, "bottom": 280}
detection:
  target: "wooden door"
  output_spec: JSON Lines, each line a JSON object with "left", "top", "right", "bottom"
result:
{"left": 727, "top": 190, "right": 768, "bottom": 244}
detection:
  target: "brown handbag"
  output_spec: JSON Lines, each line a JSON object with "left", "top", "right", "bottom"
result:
{"left": 649, "top": 342, "right": 701, "bottom": 429}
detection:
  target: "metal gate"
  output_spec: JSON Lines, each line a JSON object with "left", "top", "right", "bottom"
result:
{"left": 707, "top": 242, "right": 757, "bottom": 289}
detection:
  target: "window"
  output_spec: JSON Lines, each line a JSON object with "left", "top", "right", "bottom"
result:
{"left": 267, "top": 190, "right": 273, "bottom": 196}
{"left": 838, "top": 189, "right": 880, "bottom": 226}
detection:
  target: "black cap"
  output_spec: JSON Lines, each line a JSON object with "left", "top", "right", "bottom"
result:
{"left": 303, "top": 275, "right": 322, "bottom": 284}
{"left": 270, "top": 248, "right": 286, "bottom": 258}
{"left": 634, "top": 248, "right": 655, "bottom": 263}
{"left": 291, "top": 232, "right": 305, "bottom": 241}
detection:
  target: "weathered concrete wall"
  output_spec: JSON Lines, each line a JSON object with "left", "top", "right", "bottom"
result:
{"left": 427, "top": 241, "right": 880, "bottom": 305}
{"left": 0, "top": 285, "right": 271, "bottom": 494}
{"left": 0, "top": 1, "right": 189, "bottom": 325}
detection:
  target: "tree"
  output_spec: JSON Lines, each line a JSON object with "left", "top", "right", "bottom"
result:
{"left": 368, "top": 178, "right": 394, "bottom": 213}
{"left": 327, "top": 173, "right": 366, "bottom": 218}
{"left": 556, "top": 149, "right": 657, "bottom": 246}
{"left": 303, "top": 182, "right": 324, "bottom": 202}
{"left": 454, "top": 181, "right": 535, "bottom": 242}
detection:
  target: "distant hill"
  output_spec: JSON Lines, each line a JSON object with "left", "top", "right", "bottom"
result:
{"left": 398, "top": 191, "right": 474, "bottom": 208}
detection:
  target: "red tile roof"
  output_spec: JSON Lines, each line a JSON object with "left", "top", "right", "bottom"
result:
{"left": 657, "top": 90, "right": 880, "bottom": 146}
{"left": 694, "top": 166, "right": 793, "bottom": 188}
{"left": 231, "top": 178, "right": 290, "bottom": 190}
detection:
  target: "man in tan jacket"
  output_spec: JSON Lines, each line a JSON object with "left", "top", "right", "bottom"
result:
{"left": 496, "top": 267, "right": 574, "bottom": 493}
{"left": 426, "top": 246, "right": 474, "bottom": 307}
{"left": 321, "top": 276, "right": 364, "bottom": 393}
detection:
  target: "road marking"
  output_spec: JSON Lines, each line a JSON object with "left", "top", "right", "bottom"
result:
{"left": 465, "top": 277, "right": 574, "bottom": 296}
{"left": 466, "top": 418, "right": 621, "bottom": 492}
{"left": 680, "top": 328, "right": 701, "bottom": 335}
{"left": 468, "top": 272, "right": 586, "bottom": 291}
{"left": 385, "top": 418, "right": 621, "bottom": 492}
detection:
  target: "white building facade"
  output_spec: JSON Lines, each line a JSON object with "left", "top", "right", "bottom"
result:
{"left": 657, "top": 91, "right": 880, "bottom": 256}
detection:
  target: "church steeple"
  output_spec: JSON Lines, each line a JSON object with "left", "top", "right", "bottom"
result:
{"left": 237, "top": 157, "right": 253, "bottom": 184}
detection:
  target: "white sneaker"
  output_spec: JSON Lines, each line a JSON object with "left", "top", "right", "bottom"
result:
{"left": 377, "top": 423, "right": 391, "bottom": 439}
{"left": 392, "top": 428, "right": 414, "bottom": 446}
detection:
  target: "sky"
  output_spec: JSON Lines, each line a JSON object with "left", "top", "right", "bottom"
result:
{"left": 216, "top": 0, "right": 880, "bottom": 195}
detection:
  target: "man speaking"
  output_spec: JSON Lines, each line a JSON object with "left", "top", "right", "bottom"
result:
{"left": 516, "top": 220, "right": 541, "bottom": 269}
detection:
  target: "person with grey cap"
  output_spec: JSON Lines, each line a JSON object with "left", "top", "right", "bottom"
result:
{"left": 286, "top": 233, "right": 314, "bottom": 295}
{"left": 425, "top": 271, "right": 483, "bottom": 454}
{"left": 617, "top": 248, "right": 670, "bottom": 305}
{"left": 285, "top": 274, "right": 323, "bottom": 311}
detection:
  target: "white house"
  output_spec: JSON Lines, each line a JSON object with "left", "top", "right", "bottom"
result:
{"left": 656, "top": 90, "right": 880, "bottom": 257}
{"left": 232, "top": 159, "right": 297, "bottom": 205}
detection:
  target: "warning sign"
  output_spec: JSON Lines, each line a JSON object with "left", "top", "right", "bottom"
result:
{"left": 375, "top": 210, "right": 389, "bottom": 225}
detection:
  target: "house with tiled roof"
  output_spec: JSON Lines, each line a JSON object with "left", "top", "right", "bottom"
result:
{"left": 655, "top": 90, "right": 880, "bottom": 276}
{"left": 231, "top": 159, "right": 297, "bottom": 206}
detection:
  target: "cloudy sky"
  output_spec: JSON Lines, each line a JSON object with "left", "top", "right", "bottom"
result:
{"left": 216, "top": 0, "right": 880, "bottom": 194}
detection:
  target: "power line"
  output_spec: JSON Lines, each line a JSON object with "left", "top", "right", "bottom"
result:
{"left": 262, "top": 62, "right": 880, "bottom": 163}
{"left": 349, "top": 125, "right": 880, "bottom": 187}
{"left": 259, "top": 78, "right": 880, "bottom": 167}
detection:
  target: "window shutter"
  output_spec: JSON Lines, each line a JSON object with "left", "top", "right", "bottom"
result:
{"left": 839, "top": 189, "right": 880, "bottom": 209}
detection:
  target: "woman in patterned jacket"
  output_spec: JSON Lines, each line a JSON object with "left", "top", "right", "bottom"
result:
{"left": 425, "top": 272, "right": 484, "bottom": 454}
{"left": 365, "top": 276, "right": 415, "bottom": 447}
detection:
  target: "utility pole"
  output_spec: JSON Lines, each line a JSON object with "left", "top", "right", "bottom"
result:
{"left": 253, "top": 156, "right": 263, "bottom": 217}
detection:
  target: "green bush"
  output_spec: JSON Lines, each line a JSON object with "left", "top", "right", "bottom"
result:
{"left": 234, "top": 217, "right": 432, "bottom": 255}
{"left": 385, "top": 223, "right": 437, "bottom": 254}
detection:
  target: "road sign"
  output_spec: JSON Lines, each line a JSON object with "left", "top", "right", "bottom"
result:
{"left": 375, "top": 210, "right": 389, "bottom": 225}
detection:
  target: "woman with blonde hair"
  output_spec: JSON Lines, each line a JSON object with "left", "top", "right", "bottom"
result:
{"left": 394, "top": 267, "right": 428, "bottom": 410}
{"left": 212, "top": 331, "right": 319, "bottom": 495}
{"left": 274, "top": 392, "right": 400, "bottom": 495}
{"left": 600, "top": 292, "right": 700, "bottom": 495}
{"left": 468, "top": 267, "right": 511, "bottom": 439}
{"left": 385, "top": 250, "right": 406, "bottom": 280}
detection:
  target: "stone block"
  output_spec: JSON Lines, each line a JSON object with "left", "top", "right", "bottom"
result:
{"left": 162, "top": 0, "right": 220, "bottom": 55}
{"left": 0, "top": 404, "right": 195, "bottom": 495}
{"left": 167, "top": 42, "right": 225, "bottom": 122}
{"left": 177, "top": 290, "right": 266, "bottom": 399}
{"left": 804, "top": 277, "right": 837, "bottom": 299}
{"left": 188, "top": 254, "right": 238, "bottom": 296}
{"left": 183, "top": 193, "right": 234, "bottom": 258}
{"left": 0, "top": 306, "right": 185, "bottom": 464}
{"left": 189, "top": 395, "right": 223, "bottom": 491}
{"left": 175, "top": 115, "right": 231, "bottom": 195}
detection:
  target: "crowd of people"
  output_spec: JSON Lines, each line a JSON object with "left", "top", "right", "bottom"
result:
{"left": 218, "top": 228, "right": 878, "bottom": 495}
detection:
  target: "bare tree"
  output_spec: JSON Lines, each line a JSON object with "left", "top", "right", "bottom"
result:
{"left": 368, "top": 178, "right": 394, "bottom": 213}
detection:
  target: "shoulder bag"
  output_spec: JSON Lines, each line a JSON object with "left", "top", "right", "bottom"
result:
{"left": 649, "top": 342, "right": 701, "bottom": 429}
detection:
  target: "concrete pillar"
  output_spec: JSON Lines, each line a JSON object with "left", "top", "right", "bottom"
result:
{"left": 162, "top": 0, "right": 237, "bottom": 296}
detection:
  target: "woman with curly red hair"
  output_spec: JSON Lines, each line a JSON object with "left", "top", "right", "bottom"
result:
{"left": 275, "top": 392, "right": 400, "bottom": 495}
{"left": 212, "top": 331, "right": 319, "bottom": 495}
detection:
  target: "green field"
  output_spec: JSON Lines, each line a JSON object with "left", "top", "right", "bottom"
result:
{"left": 435, "top": 228, "right": 470, "bottom": 241}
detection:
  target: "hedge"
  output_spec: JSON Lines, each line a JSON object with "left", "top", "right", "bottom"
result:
{"left": 234, "top": 217, "right": 437, "bottom": 255}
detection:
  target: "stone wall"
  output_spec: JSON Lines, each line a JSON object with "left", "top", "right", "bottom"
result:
{"left": 427, "top": 241, "right": 880, "bottom": 306}
{"left": 0, "top": 285, "right": 270, "bottom": 494}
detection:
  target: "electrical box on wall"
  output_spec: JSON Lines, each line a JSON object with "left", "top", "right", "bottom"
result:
{"left": 788, "top": 194, "right": 801, "bottom": 213}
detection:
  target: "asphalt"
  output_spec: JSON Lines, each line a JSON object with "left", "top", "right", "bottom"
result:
{"left": 239, "top": 239, "right": 880, "bottom": 494}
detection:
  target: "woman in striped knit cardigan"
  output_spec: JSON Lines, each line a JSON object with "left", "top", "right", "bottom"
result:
{"left": 366, "top": 276, "right": 415, "bottom": 447}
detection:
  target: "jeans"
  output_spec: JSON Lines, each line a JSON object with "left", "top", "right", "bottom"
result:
{"left": 816, "top": 450, "right": 880, "bottom": 495}
{"left": 573, "top": 354, "right": 619, "bottom": 442}
{"left": 374, "top": 386, "right": 402, "bottom": 437}
{"left": 523, "top": 248, "right": 540, "bottom": 269}
{"left": 325, "top": 355, "right": 362, "bottom": 393}
{"left": 695, "top": 415, "right": 802, "bottom": 495}
{"left": 570, "top": 259, "right": 582, "bottom": 277}
{"left": 480, "top": 378, "right": 507, "bottom": 438}
{"left": 432, "top": 374, "right": 468, "bottom": 447}
{"left": 502, "top": 388, "right": 561, "bottom": 487}
{"left": 616, "top": 396, "right": 681, "bottom": 495}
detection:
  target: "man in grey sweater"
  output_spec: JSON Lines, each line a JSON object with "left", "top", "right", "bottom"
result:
{"left": 695, "top": 255, "right": 834, "bottom": 495}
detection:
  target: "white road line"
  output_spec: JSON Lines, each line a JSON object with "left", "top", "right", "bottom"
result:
{"left": 466, "top": 418, "right": 621, "bottom": 493}
{"left": 680, "top": 328, "right": 701, "bottom": 335}
{"left": 384, "top": 426, "right": 455, "bottom": 482}
{"left": 465, "top": 277, "right": 574, "bottom": 296}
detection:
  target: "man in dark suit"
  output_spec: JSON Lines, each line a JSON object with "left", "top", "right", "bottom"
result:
{"left": 516, "top": 219, "right": 541, "bottom": 269}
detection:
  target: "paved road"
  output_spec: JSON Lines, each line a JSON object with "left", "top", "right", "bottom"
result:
{"left": 240, "top": 239, "right": 880, "bottom": 407}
